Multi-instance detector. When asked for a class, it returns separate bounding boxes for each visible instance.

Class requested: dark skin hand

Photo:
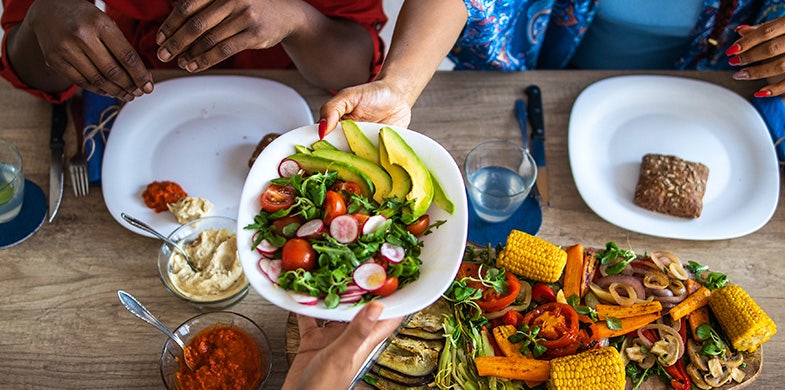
[6,0,153,101]
[729,16,785,97]
[156,0,375,90]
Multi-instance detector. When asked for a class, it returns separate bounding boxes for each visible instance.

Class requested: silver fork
[69,98,89,197]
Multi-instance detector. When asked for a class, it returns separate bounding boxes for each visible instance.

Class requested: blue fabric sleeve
[751,96,785,165]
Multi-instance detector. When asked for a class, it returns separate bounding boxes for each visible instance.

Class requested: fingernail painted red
[728,56,742,66]
[735,24,750,32]
[725,44,741,56]
[318,119,327,139]
[754,90,772,98]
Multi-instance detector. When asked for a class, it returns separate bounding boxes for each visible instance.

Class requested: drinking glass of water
[0,140,24,223]
[464,140,537,223]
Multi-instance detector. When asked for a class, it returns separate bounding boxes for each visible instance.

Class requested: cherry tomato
[353,213,370,227]
[259,184,296,213]
[272,215,303,238]
[543,314,599,359]
[531,282,557,304]
[372,276,399,297]
[406,214,430,236]
[521,302,580,349]
[456,262,522,313]
[323,190,347,225]
[331,181,362,201]
[281,238,317,272]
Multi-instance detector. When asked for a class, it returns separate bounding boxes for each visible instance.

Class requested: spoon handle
[120,213,199,273]
[117,290,186,349]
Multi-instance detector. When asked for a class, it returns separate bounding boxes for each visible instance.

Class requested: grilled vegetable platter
[287,229,775,390]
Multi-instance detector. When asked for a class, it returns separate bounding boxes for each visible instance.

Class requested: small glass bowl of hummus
[157,216,249,310]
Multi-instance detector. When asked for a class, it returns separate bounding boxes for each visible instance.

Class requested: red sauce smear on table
[142,181,187,213]
[176,324,264,390]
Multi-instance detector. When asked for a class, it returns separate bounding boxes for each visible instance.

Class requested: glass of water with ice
[465,140,537,223]
[0,140,24,223]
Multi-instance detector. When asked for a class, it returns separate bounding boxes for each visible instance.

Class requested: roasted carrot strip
[596,312,662,339]
[492,325,524,357]
[563,244,584,299]
[474,356,551,381]
[688,306,711,341]
[670,286,712,321]
[580,249,598,297]
[596,301,662,320]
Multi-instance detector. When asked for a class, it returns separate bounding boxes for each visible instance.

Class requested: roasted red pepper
[640,328,691,390]
[543,314,600,359]
[457,262,522,313]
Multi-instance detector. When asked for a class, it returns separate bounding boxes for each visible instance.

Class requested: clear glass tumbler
[464,140,537,223]
[0,140,24,223]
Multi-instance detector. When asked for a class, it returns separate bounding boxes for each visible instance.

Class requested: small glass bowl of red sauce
[160,311,272,390]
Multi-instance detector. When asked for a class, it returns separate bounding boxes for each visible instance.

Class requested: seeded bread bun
[633,154,709,219]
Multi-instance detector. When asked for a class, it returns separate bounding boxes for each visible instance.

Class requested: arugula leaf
[605,317,623,330]
[567,294,599,321]
[597,242,637,275]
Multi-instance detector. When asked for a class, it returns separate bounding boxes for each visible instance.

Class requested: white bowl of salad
[236,121,468,321]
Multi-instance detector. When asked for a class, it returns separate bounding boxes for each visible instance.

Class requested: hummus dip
[169,228,247,301]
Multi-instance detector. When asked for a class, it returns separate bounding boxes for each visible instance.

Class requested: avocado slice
[293,144,311,154]
[379,135,412,201]
[286,153,374,198]
[311,149,392,203]
[310,139,339,151]
[341,119,380,164]
[429,171,454,214]
[379,127,434,219]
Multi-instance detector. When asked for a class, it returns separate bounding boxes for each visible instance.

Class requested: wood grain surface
[1,69,782,389]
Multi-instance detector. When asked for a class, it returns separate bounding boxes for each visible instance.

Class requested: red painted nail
[754,90,772,98]
[725,43,741,56]
[728,56,742,66]
[735,24,750,32]
[318,119,327,140]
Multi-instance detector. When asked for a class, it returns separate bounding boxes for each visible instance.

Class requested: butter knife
[524,85,549,206]
[48,103,68,222]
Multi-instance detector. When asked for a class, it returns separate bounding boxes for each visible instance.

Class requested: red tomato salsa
[177,324,264,390]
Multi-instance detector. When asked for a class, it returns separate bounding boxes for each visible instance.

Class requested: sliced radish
[343,283,366,295]
[288,291,318,305]
[257,258,282,283]
[380,243,406,263]
[329,214,359,244]
[277,158,301,178]
[339,294,364,303]
[296,219,325,239]
[352,262,387,291]
[255,238,280,256]
[361,215,387,235]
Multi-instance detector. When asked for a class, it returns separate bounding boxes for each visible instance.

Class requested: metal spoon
[120,212,199,273]
[117,290,195,370]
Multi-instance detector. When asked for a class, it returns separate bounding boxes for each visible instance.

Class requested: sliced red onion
[277,158,301,178]
[352,262,387,291]
[329,214,359,243]
[596,274,646,300]
[296,219,325,239]
[380,243,405,263]
[361,215,387,235]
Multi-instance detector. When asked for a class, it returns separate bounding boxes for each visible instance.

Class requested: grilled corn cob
[708,284,776,352]
[496,230,567,283]
[548,347,625,390]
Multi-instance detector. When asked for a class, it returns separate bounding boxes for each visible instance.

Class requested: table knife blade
[525,85,549,206]
[48,102,68,222]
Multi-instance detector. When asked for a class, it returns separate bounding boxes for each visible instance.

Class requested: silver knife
[525,85,549,206]
[48,103,68,222]
[514,99,529,151]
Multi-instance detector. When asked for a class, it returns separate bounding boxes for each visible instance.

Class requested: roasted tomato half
[457,262,522,313]
[543,314,599,359]
[521,302,580,349]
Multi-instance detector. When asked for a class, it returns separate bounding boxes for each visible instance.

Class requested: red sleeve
[306,0,387,79]
[1,0,77,103]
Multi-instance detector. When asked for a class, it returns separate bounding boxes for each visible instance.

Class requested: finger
[337,302,402,358]
[54,58,112,98]
[732,55,785,82]
[754,78,785,97]
[157,0,212,45]
[729,19,785,56]
[158,0,228,62]
[63,48,134,100]
[319,90,360,138]
[296,314,319,337]
[100,29,154,95]
[729,35,785,66]
[178,31,251,72]
[76,33,141,97]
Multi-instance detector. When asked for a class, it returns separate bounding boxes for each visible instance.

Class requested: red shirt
[0,0,386,102]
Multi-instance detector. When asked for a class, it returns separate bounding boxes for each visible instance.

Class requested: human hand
[155,0,303,72]
[282,301,403,389]
[318,80,414,139]
[728,16,785,97]
[21,0,152,100]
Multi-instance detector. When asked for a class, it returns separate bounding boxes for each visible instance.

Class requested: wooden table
[0,69,782,389]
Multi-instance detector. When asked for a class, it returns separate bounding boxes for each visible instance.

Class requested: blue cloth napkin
[751,96,785,166]
[467,192,542,248]
[82,91,120,184]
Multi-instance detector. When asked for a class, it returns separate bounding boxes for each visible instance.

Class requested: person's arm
[317,0,468,138]
[155,0,378,90]
[729,16,785,97]
[281,301,403,390]
[3,0,152,101]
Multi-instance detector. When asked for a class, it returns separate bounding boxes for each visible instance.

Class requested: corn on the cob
[496,230,567,283]
[708,284,776,352]
[548,347,625,390]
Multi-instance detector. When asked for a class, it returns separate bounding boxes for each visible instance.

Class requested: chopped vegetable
[688,306,711,341]
[595,301,662,321]
[491,325,524,357]
[496,230,567,283]
[474,356,550,381]
[595,312,662,339]
[549,347,626,390]
[669,286,711,321]
[562,244,584,299]
[708,284,777,352]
